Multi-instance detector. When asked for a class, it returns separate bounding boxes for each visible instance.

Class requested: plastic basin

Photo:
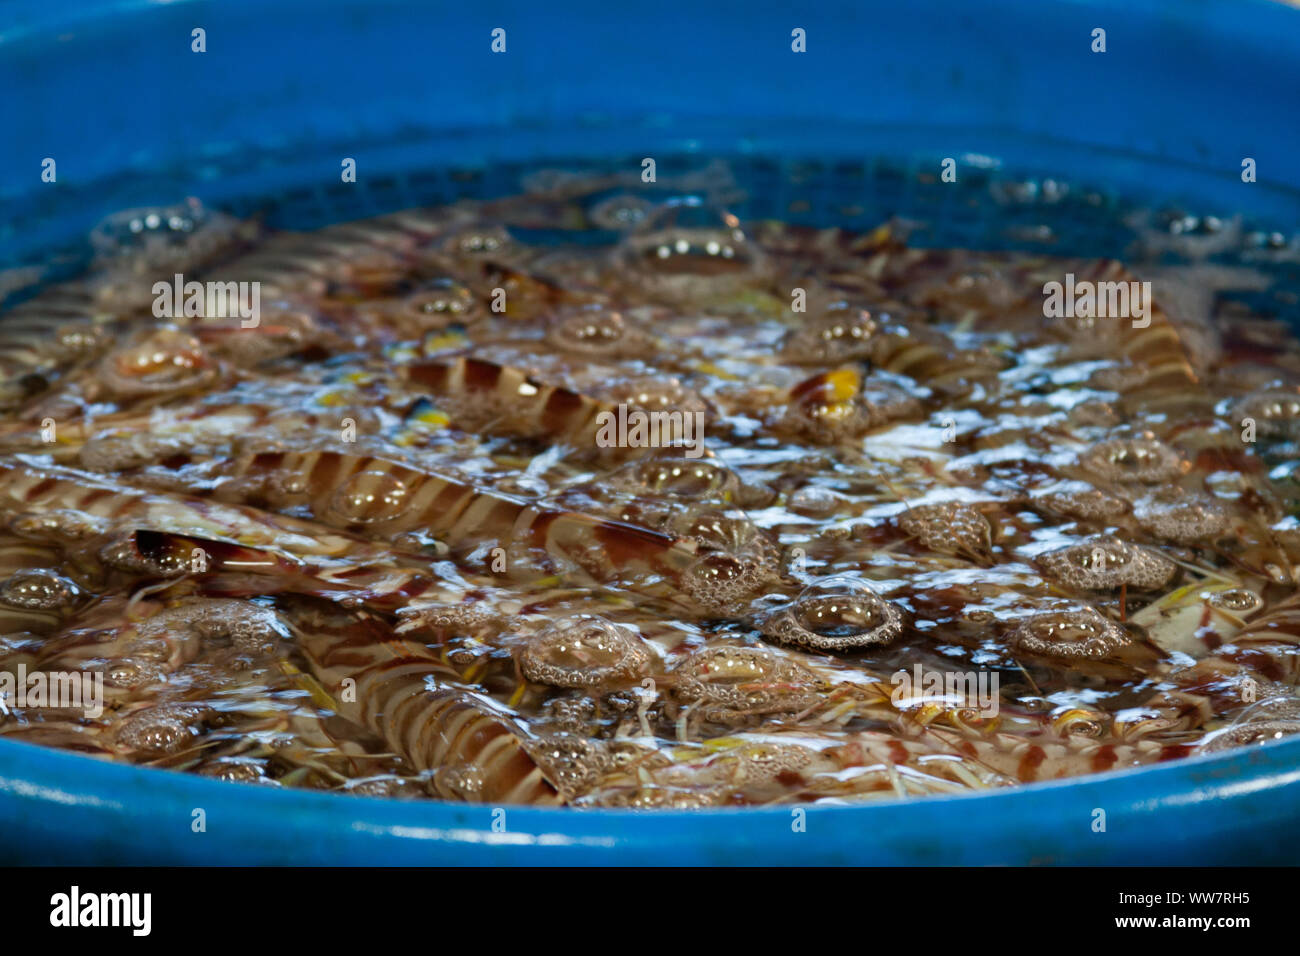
[1,0,1298,864]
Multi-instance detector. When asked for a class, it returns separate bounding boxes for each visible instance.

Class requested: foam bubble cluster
[1037,535,1177,591]
[897,501,993,561]
[518,614,653,689]
[547,305,652,358]
[1010,606,1131,660]
[1135,488,1230,543]
[671,646,825,721]
[0,568,81,610]
[782,304,879,364]
[758,580,904,652]
[1197,720,1300,752]
[1231,387,1300,437]
[1032,486,1131,521]
[1078,435,1185,483]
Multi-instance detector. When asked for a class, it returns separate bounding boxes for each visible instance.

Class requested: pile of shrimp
[0,169,1298,807]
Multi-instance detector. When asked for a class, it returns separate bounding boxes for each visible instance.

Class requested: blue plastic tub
[1,0,1299,864]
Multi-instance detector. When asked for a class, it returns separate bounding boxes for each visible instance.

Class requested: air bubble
[0,569,80,610]
[136,598,289,658]
[616,199,766,299]
[668,509,772,557]
[1037,536,1176,591]
[1134,489,1229,544]
[114,703,211,756]
[787,485,843,518]
[90,199,241,272]
[523,735,610,799]
[782,303,879,364]
[1078,435,1184,483]
[1010,607,1130,660]
[1197,720,1300,753]
[758,579,904,652]
[721,741,815,784]
[897,502,992,562]
[783,368,921,444]
[547,305,652,358]
[597,375,708,417]
[105,660,162,689]
[99,329,214,399]
[438,223,516,259]
[1231,387,1300,438]
[1207,588,1263,615]
[671,646,825,721]
[371,279,482,336]
[613,451,738,499]
[589,194,655,231]
[98,532,193,577]
[517,614,653,689]
[431,764,487,800]
[681,552,767,616]
[327,470,411,525]
[1032,486,1131,521]
[197,758,272,784]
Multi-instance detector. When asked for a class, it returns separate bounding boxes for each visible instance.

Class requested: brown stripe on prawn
[0,293,116,410]
[185,448,716,599]
[210,213,433,302]
[916,723,1192,783]
[20,592,226,706]
[106,528,461,615]
[286,600,604,804]
[404,355,612,446]
[0,458,441,567]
